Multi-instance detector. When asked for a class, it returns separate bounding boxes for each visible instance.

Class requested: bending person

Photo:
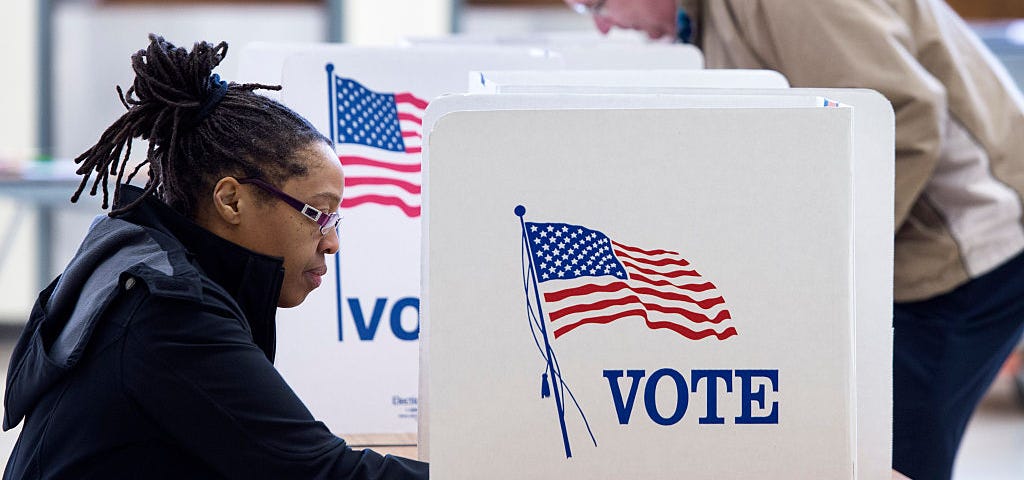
[563,1,1024,479]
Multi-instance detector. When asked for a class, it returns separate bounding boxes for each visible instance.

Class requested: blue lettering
[389,297,420,341]
[691,370,732,425]
[603,368,780,426]
[346,297,387,341]
[644,368,689,426]
[341,297,422,341]
[735,370,779,424]
[603,369,646,424]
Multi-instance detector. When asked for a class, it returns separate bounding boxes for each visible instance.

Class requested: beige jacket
[680,0,1024,301]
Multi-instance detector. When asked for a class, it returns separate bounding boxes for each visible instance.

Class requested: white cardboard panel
[264,46,562,436]
[238,42,349,100]
[238,43,562,99]
[551,43,704,69]
[470,69,789,93]
[403,34,703,69]
[401,30,650,47]
[425,106,857,478]
[419,90,894,480]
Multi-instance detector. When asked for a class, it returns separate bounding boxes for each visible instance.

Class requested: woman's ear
[211,177,243,225]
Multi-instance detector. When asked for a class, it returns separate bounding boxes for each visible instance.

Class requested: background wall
[947,0,1024,18]
[345,0,453,45]
[0,2,329,323]
[53,2,327,161]
[0,0,37,162]
[0,0,459,323]
[0,0,39,320]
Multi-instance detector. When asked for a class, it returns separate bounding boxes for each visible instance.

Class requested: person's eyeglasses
[571,0,608,16]
[237,177,341,236]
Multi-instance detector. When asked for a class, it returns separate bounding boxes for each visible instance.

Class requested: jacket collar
[115,185,284,361]
[678,0,703,47]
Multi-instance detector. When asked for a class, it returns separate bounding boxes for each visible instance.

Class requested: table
[0,161,98,291]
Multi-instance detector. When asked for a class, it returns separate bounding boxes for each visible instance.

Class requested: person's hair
[72,34,331,218]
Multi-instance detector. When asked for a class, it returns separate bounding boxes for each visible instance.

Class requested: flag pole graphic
[326,63,336,143]
[516,205,573,458]
[326,63,346,341]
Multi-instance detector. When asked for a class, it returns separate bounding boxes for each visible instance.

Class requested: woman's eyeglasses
[237,177,341,236]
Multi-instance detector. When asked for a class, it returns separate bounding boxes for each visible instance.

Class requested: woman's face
[211,141,345,308]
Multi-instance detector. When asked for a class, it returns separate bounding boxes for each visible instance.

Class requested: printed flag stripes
[327,66,427,218]
[524,221,737,341]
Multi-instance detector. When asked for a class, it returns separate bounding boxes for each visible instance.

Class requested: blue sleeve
[120,294,428,479]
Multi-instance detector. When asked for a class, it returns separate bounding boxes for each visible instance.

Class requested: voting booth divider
[401,31,707,70]
[535,43,704,69]
[400,30,651,47]
[471,69,790,92]
[419,90,893,479]
[236,41,727,439]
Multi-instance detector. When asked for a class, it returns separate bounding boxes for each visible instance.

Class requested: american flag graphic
[327,65,427,218]
[822,98,843,107]
[524,221,737,341]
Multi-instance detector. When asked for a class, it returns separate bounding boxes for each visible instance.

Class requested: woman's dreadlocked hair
[72,34,331,218]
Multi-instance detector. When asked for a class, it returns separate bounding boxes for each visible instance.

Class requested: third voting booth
[420,91,894,478]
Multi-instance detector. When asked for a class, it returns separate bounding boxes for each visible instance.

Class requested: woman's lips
[304,265,328,288]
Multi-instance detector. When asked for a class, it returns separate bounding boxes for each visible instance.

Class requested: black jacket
[3,185,428,479]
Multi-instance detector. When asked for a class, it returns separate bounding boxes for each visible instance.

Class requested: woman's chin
[277,289,310,308]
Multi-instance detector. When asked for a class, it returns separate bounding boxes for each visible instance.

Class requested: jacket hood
[3,185,285,430]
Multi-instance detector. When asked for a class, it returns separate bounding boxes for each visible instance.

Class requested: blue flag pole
[516,205,572,459]
[325,63,345,341]
[325,63,336,143]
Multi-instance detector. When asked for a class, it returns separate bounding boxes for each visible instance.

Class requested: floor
[0,328,1021,477]
[952,371,1024,479]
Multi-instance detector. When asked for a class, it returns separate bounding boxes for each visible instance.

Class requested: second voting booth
[419,90,893,478]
